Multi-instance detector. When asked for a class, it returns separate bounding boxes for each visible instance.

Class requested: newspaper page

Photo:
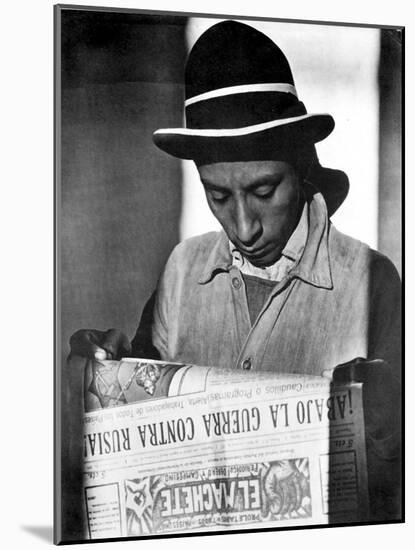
[82,359,368,539]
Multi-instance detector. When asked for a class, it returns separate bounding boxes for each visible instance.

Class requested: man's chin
[243,250,282,268]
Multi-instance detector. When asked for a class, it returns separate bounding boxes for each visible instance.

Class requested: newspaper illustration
[82,359,369,539]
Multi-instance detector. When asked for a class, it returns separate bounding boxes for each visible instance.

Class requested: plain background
[0,0,412,549]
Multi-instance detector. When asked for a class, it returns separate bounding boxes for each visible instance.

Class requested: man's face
[197,160,301,268]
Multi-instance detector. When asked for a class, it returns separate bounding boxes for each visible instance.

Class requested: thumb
[101,329,132,360]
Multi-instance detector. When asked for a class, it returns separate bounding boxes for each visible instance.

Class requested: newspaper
[82,358,368,539]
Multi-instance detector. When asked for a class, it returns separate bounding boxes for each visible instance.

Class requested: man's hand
[325,357,401,441]
[69,328,132,361]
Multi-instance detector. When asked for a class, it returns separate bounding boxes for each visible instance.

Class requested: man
[70,21,401,520]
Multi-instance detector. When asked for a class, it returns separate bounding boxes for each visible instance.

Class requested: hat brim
[153,113,334,161]
[306,166,349,217]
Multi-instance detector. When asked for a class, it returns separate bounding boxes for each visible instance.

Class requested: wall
[378,29,403,275]
[60,10,187,357]
[58,9,187,539]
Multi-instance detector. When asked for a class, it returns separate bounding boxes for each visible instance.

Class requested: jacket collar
[198,184,333,289]
[198,230,232,284]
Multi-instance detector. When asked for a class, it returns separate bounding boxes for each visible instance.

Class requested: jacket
[131,187,402,521]
[145,189,401,376]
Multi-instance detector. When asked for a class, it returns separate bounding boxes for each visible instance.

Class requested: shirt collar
[198,184,333,289]
[282,200,308,261]
[197,230,232,284]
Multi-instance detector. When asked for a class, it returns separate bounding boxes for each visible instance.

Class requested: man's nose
[234,200,262,246]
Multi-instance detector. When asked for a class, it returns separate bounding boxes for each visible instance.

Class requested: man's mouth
[238,243,270,260]
[235,242,283,267]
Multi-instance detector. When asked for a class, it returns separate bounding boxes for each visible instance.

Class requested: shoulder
[156,231,225,297]
[329,224,401,286]
[369,248,401,280]
[367,249,401,304]
[160,231,224,282]
[329,225,368,269]
[169,231,222,261]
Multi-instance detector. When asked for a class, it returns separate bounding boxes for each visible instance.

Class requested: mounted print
[54,4,403,544]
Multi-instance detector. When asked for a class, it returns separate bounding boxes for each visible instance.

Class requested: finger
[332,359,400,439]
[102,329,131,360]
[86,330,110,360]
[332,358,387,385]
[93,347,108,361]
[118,331,132,357]
[321,368,334,380]
[70,329,108,360]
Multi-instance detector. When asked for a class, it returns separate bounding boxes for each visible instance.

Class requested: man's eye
[253,185,276,198]
[210,190,229,202]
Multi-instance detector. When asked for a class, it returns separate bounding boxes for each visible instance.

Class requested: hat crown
[185,20,295,100]
[153,21,338,210]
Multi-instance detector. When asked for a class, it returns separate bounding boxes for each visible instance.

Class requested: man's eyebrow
[244,174,282,191]
[200,180,230,192]
[201,174,282,191]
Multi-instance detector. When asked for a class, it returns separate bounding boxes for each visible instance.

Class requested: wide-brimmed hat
[153,20,349,215]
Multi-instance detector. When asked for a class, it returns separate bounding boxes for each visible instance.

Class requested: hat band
[185,83,297,107]
[185,92,307,130]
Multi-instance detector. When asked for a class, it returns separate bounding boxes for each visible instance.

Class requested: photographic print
[54,4,403,544]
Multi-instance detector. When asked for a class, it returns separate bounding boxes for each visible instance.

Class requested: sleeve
[151,270,170,360]
[130,291,162,360]
[130,245,180,360]
[366,252,402,520]
[367,251,402,375]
